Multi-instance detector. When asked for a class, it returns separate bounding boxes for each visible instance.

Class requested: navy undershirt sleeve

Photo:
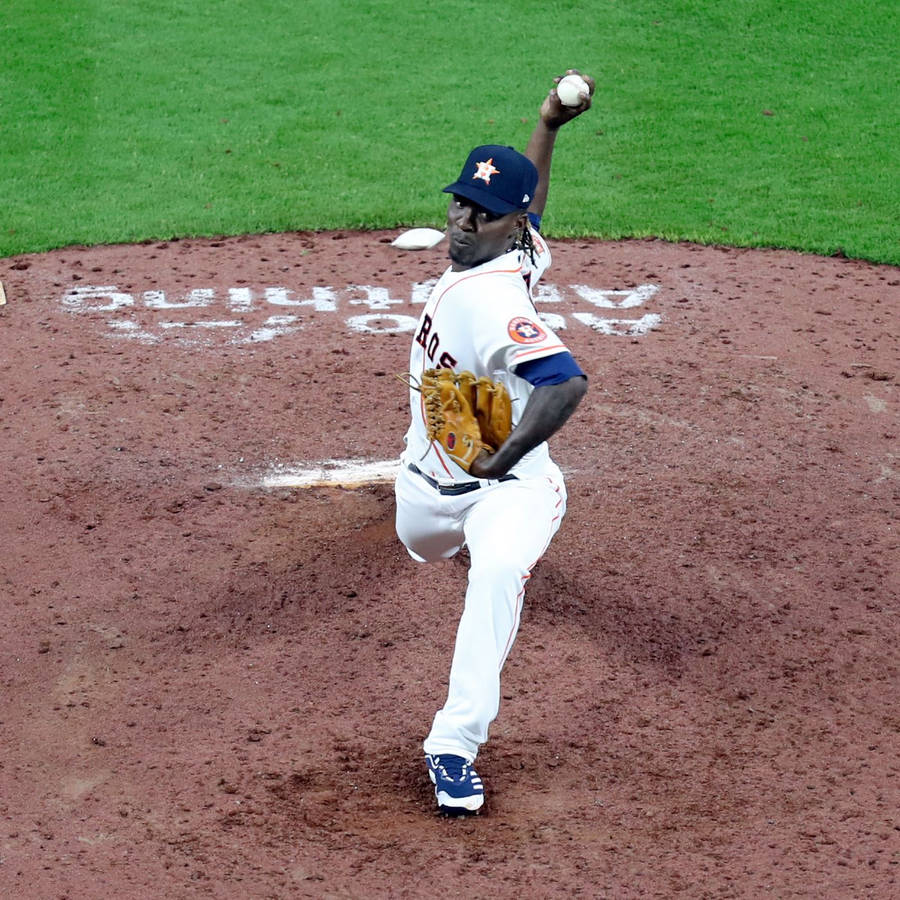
[515,351,585,387]
[527,212,542,231]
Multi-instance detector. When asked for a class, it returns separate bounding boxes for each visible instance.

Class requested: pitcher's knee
[468,558,529,592]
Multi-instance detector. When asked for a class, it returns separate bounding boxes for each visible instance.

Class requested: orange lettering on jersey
[508,316,547,344]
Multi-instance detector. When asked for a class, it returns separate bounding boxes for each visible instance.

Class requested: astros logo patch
[473,158,500,184]
[508,316,546,344]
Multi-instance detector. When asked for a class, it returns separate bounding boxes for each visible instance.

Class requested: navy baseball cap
[443,144,538,216]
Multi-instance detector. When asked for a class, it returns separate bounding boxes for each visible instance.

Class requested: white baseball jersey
[402,227,569,483]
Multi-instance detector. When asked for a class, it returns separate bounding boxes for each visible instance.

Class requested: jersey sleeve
[514,351,585,385]
[473,278,570,375]
[523,225,551,288]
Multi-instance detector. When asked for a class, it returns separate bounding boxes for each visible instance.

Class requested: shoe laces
[435,755,470,782]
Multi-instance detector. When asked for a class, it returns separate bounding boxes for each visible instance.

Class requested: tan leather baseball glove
[457,371,512,452]
[403,368,513,472]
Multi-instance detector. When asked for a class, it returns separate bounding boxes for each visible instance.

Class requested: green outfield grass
[2,0,898,263]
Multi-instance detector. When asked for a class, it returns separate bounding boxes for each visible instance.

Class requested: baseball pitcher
[395,70,594,814]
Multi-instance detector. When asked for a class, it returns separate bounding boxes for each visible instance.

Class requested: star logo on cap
[472,158,500,184]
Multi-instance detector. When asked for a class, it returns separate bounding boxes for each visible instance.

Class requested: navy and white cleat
[426,753,485,815]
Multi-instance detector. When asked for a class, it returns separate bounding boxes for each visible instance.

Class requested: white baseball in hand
[556,73,590,107]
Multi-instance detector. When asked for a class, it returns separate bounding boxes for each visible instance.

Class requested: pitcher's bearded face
[447,196,525,271]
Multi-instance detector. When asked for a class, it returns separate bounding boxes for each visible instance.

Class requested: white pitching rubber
[391,228,446,250]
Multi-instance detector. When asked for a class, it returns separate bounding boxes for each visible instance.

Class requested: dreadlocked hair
[515,220,537,266]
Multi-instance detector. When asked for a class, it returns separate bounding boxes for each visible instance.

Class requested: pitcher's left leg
[423,476,566,761]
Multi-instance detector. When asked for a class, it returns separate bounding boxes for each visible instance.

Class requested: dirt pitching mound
[1,231,897,898]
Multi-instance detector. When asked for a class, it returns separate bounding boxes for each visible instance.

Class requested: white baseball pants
[394,463,566,762]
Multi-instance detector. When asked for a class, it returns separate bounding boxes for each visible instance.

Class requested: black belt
[407,463,517,496]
